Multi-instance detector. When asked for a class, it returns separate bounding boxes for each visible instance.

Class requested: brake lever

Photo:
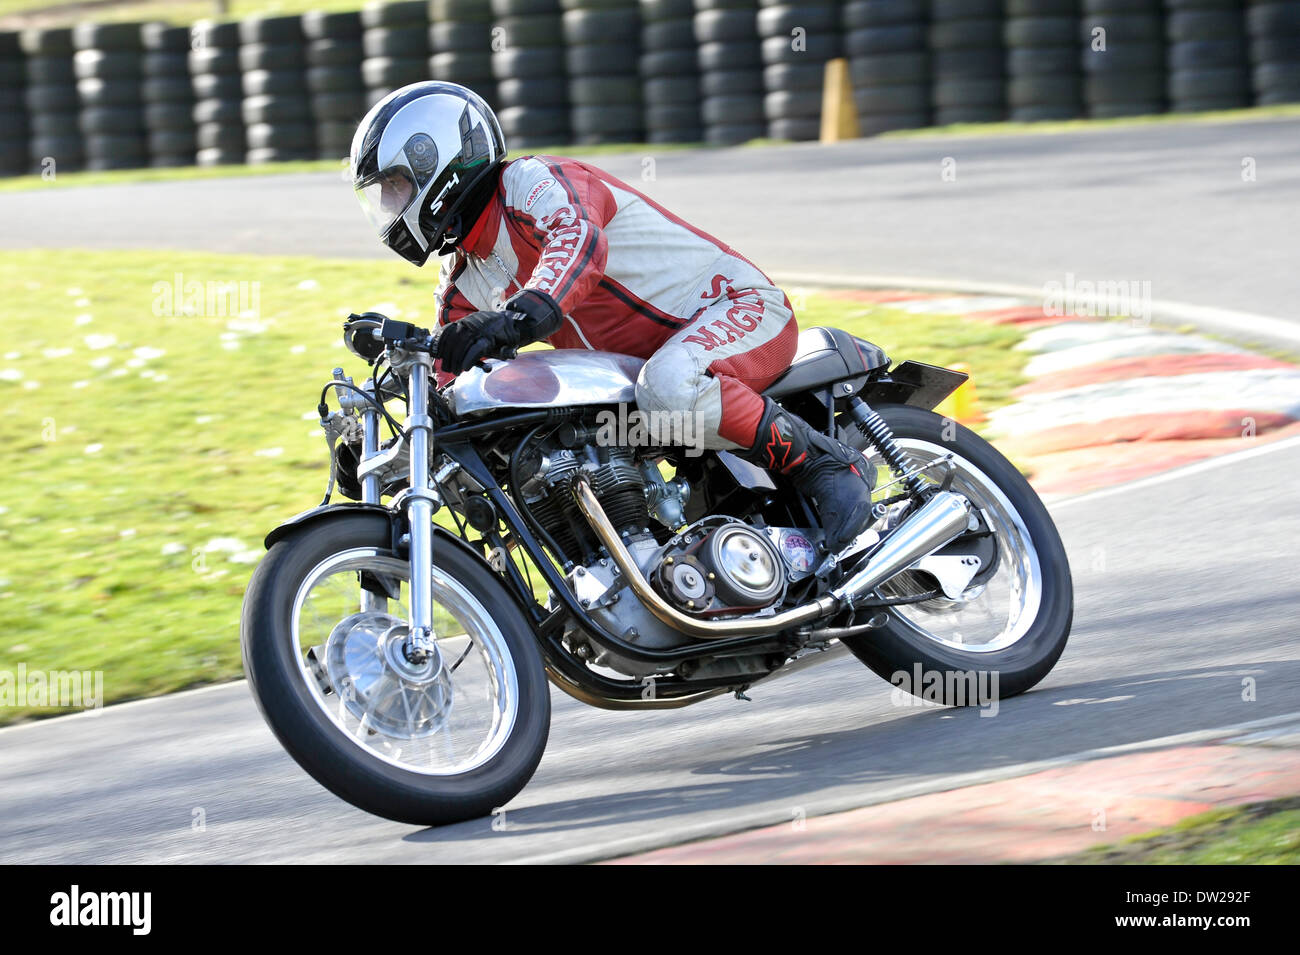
[469,343,518,373]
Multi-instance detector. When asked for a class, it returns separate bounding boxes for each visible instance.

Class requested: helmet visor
[355,168,416,238]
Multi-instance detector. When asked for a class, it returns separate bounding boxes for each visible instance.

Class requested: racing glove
[438,289,564,374]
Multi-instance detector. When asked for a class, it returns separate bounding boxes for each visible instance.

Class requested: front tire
[241,512,551,826]
[840,404,1074,701]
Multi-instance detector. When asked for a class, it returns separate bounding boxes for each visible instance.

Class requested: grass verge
[0,157,346,194]
[0,0,360,29]
[1051,796,1300,864]
[879,103,1300,142]
[0,142,704,194]
[0,249,1028,723]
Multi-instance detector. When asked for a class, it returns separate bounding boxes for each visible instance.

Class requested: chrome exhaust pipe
[830,491,973,607]
[571,478,974,638]
[572,477,836,637]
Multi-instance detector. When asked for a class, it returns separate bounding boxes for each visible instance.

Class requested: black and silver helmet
[349,81,506,266]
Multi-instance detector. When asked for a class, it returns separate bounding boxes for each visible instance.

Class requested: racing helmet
[349,81,506,266]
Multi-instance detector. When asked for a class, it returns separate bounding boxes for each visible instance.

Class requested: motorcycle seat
[762,327,888,398]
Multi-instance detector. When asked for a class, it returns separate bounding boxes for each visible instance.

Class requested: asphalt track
[2,118,1297,863]
[2,437,1298,863]
[2,117,1297,333]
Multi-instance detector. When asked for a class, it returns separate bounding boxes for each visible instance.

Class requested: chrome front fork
[402,359,442,668]
[359,391,385,614]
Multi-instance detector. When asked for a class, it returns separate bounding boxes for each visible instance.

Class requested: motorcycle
[240,313,1073,825]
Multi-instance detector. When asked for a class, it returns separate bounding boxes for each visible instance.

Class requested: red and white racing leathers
[433,155,797,449]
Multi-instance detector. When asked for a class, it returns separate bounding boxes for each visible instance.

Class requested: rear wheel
[241,513,550,825]
[839,404,1073,701]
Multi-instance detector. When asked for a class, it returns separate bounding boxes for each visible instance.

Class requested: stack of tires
[141,24,195,167]
[362,1,429,107]
[1165,0,1250,112]
[240,15,316,164]
[695,0,765,145]
[190,21,245,167]
[639,0,702,143]
[758,1,841,141]
[303,10,367,160]
[843,0,930,136]
[928,0,1005,126]
[492,0,570,147]
[74,22,148,170]
[564,0,643,145]
[21,28,81,174]
[428,0,497,107]
[1004,0,1082,121]
[1080,0,1165,118]
[1,32,30,175]
[1248,0,1300,104]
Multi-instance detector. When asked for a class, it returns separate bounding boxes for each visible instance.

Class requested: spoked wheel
[241,512,550,825]
[839,405,1073,701]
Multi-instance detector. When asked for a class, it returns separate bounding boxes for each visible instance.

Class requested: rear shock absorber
[847,397,928,499]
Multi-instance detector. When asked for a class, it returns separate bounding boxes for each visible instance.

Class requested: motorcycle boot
[738,397,875,553]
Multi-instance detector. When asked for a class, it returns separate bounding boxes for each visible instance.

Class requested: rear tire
[840,405,1073,701]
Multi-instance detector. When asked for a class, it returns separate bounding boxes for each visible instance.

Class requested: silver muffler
[571,478,974,638]
[831,491,974,608]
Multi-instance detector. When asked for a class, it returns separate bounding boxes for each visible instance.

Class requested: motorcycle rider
[349,81,873,551]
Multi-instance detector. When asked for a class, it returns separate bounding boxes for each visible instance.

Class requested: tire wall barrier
[641,0,702,143]
[362,0,428,109]
[566,0,644,146]
[143,23,196,168]
[240,14,317,164]
[19,28,85,175]
[1164,0,1249,113]
[930,0,1006,126]
[191,20,245,167]
[1247,1,1300,106]
[429,0,497,112]
[492,0,570,148]
[73,22,148,170]
[1006,0,1082,122]
[1,1,1298,177]
[3,30,33,175]
[695,0,765,146]
[844,0,930,135]
[1080,0,1165,118]
[304,10,366,161]
[760,1,843,141]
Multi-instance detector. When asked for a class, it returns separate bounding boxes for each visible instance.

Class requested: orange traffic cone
[934,363,985,424]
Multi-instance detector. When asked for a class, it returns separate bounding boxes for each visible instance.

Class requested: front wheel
[840,404,1074,702]
[240,512,551,826]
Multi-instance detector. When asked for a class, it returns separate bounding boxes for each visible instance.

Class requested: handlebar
[345,313,518,366]
[344,312,439,361]
[378,317,440,356]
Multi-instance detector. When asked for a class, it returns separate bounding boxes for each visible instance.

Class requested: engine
[517,443,654,565]
[650,517,786,615]
[518,437,820,677]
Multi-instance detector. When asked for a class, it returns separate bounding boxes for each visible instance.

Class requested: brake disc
[323,611,453,739]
